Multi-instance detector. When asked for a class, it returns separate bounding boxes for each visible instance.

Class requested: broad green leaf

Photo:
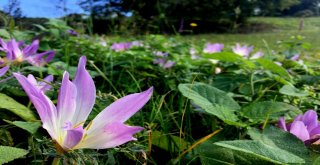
[196,141,276,165]
[204,52,255,68]
[299,75,320,85]
[4,120,41,134]
[195,141,235,165]
[178,83,244,126]
[152,131,188,152]
[279,85,309,97]
[212,74,249,92]
[241,101,301,123]
[215,140,305,164]
[204,52,243,62]
[0,29,10,39]
[0,93,36,121]
[256,59,290,79]
[33,24,47,31]
[0,146,28,164]
[248,126,311,163]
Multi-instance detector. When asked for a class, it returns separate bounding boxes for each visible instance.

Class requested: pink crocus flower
[0,66,9,77]
[250,51,264,59]
[0,38,55,66]
[27,74,53,92]
[279,110,320,145]
[290,54,300,61]
[110,42,132,52]
[153,58,175,69]
[232,43,254,57]
[153,51,168,57]
[203,43,224,54]
[14,56,153,151]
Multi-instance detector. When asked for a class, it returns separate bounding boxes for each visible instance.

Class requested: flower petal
[14,73,58,139]
[39,75,54,92]
[7,39,23,60]
[86,87,153,134]
[278,117,287,131]
[163,61,175,69]
[63,125,84,150]
[57,72,77,126]
[0,66,9,77]
[71,56,96,125]
[22,39,39,57]
[76,122,143,149]
[0,38,8,51]
[301,110,318,132]
[26,50,55,66]
[290,121,310,141]
[310,125,320,138]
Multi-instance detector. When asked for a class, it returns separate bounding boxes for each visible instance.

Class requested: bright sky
[0,0,87,18]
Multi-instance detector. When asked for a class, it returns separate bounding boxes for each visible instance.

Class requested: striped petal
[57,72,77,126]
[290,121,310,141]
[71,56,96,125]
[0,66,9,77]
[39,75,54,92]
[63,125,84,150]
[301,110,318,132]
[22,39,39,57]
[86,87,153,134]
[76,122,143,149]
[278,117,287,131]
[26,50,55,66]
[14,73,58,139]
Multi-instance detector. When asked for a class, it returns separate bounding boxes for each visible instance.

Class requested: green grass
[183,17,320,56]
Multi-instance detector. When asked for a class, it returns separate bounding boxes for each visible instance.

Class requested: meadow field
[0,17,320,164]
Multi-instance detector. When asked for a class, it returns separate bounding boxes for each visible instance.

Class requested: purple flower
[0,38,55,66]
[14,56,153,151]
[27,74,53,92]
[153,58,175,69]
[275,62,283,66]
[232,43,253,57]
[67,29,78,36]
[290,54,300,61]
[0,66,9,77]
[163,60,175,69]
[110,42,132,52]
[250,51,264,59]
[279,110,320,144]
[153,51,168,57]
[131,41,143,47]
[203,43,224,54]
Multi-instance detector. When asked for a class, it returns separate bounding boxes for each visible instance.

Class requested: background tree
[4,0,23,18]
[282,0,320,16]
[254,0,300,16]
[80,0,256,33]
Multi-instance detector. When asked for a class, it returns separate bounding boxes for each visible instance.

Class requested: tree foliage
[79,0,315,33]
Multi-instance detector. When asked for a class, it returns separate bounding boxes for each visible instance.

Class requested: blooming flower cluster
[14,56,153,151]
[203,43,224,54]
[232,43,254,57]
[232,43,264,59]
[279,110,320,145]
[110,41,143,52]
[153,51,175,69]
[0,38,55,77]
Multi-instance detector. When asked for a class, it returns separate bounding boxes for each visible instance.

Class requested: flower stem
[52,157,60,165]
